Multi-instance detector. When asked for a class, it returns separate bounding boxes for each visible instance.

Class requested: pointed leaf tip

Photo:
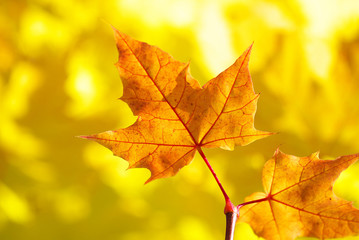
[77,135,90,139]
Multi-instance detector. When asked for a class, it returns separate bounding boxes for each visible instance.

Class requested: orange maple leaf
[239,149,359,240]
[82,28,271,183]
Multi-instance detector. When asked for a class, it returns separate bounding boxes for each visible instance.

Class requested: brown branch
[225,211,238,240]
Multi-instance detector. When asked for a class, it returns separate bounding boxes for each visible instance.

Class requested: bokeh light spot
[0,182,32,224]
[65,52,104,118]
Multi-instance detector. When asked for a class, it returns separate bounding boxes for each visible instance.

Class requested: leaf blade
[83,27,271,182]
[239,150,359,240]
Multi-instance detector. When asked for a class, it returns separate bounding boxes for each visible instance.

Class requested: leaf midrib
[119,34,199,147]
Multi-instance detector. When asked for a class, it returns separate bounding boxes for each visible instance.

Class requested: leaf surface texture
[239,150,359,240]
[83,28,271,182]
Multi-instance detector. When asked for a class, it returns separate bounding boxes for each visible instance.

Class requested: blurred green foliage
[1,0,359,239]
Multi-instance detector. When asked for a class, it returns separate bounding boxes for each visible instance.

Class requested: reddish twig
[197,147,230,201]
[197,147,239,239]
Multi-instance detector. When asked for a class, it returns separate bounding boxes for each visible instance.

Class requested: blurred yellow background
[1,0,359,239]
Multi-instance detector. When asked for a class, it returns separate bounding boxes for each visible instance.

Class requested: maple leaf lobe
[239,150,359,240]
[194,44,266,150]
[83,27,271,182]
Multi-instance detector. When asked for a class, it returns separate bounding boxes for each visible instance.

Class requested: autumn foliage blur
[1,0,359,239]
